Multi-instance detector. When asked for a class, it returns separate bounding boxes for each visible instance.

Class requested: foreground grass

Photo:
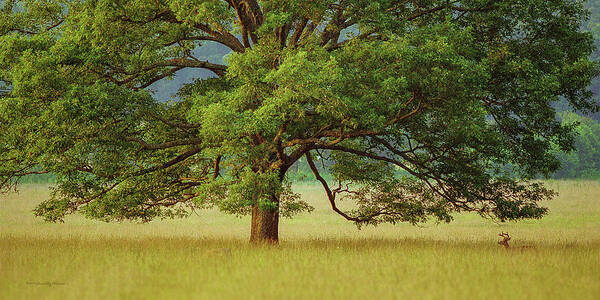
[1,181,599,299]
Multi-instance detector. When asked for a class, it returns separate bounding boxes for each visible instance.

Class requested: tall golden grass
[1,181,599,299]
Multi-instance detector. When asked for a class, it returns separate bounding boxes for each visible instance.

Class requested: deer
[498,232,511,249]
[498,232,535,251]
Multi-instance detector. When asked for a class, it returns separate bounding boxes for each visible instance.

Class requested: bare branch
[305,151,361,222]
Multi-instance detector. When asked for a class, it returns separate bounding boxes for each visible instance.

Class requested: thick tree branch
[119,9,245,52]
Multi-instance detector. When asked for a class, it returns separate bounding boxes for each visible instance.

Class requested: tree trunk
[250,205,279,244]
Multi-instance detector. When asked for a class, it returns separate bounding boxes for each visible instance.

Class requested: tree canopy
[0,0,598,242]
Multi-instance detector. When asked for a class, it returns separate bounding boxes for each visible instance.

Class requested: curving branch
[8,18,65,35]
[96,58,227,90]
[118,8,245,53]
[132,148,203,176]
[305,151,362,222]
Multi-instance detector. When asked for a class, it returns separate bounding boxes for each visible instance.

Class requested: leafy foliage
[0,0,597,237]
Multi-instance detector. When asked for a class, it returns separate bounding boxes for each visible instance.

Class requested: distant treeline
[552,112,600,179]
[18,173,56,184]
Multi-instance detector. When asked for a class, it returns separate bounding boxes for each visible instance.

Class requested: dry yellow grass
[1,181,599,299]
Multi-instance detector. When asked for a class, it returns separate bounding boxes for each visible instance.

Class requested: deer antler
[498,232,511,249]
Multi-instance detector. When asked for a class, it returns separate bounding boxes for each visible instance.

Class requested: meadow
[1,181,599,300]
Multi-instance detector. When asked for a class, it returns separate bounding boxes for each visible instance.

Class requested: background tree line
[547,0,600,179]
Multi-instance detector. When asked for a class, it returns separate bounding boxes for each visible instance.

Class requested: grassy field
[1,181,599,300]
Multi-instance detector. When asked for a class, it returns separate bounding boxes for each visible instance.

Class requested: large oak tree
[0,0,597,243]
